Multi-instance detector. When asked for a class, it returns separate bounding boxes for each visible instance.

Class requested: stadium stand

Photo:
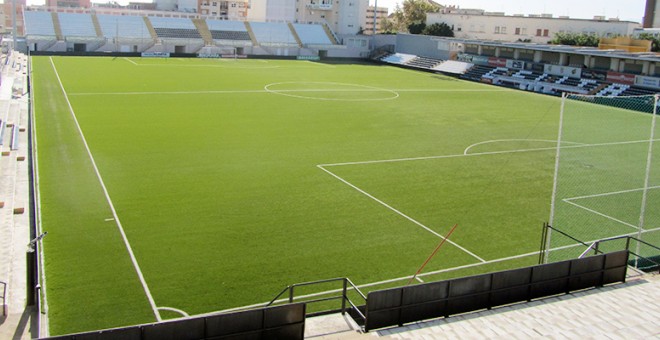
[406,56,442,69]
[432,60,473,74]
[291,23,333,45]
[58,13,97,38]
[206,20,251,41]
[97,14,153,40]
[24,11,56,37]
[380,53,417,66]
[148,17,202,39]
[461,65,495,81]
[249,22,297,46]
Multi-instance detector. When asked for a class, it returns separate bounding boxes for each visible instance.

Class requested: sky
[372,0,647,22]
[24,0,648,23]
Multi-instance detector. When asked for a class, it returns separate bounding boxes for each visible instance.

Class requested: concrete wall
[427,12,641,43]
[395,34,451,60]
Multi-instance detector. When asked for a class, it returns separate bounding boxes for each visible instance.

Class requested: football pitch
[30,56,657,335]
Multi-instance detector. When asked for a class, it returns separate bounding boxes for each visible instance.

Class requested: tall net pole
[636,94,658,266]
[545,92,567,263]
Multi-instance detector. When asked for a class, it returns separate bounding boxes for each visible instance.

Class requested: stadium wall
[395,33,451,60]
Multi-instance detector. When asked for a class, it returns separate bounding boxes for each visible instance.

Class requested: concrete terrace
[305,273,660,339]
[0,51,36,339]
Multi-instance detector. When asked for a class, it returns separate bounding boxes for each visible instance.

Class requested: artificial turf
[31,56,657,334]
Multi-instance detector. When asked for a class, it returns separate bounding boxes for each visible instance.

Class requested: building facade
[362,5,387,35]
[45,0,91,8]
[199,0,249,20]
[2,0,25,35]
[644,0,658,28]
[427,9,640,44]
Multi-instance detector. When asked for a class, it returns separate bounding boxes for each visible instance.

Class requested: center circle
[264,82,399,101]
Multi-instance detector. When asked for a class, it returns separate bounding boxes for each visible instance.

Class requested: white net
[547,94,659,267]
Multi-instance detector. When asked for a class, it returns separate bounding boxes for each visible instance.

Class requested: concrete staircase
[143,16,159,42]
[51,12,63,41]
[287,23,303,47]
[91,13,103,38]
[192,18,213,45]
[322,23,339,44]
[243,21,259,46]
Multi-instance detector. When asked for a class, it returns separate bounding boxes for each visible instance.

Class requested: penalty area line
[49,57,162,322]
[317,165,486,263]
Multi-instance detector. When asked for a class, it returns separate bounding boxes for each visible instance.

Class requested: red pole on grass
[406,224,458,285]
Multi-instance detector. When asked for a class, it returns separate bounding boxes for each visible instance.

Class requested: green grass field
[31,56,658,335]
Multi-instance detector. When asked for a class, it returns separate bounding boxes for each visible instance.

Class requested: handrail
[548,225,660,273]
[1,280,6,316]
[265,277,367,325]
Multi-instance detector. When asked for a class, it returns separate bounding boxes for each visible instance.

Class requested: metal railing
[545,225,660,273]
[266,277,367,325]
[579,235,660,273]
[1,280,6,316]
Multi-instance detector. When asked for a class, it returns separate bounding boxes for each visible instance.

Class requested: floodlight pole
[372,0,378,35]
[546,92,567,263]
[12,0,17,51]
[635,94,658,267]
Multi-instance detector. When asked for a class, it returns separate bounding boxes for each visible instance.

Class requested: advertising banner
[487,57,507,67]
[606,71,635,85]
[141,52,170,58]
[634,75,660,89]
[544,64,582,78]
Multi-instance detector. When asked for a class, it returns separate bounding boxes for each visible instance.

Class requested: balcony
[306,1,332,10]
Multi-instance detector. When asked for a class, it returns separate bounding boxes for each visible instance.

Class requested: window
[501,26,506,34]
[515,27,520,35]
[212,1,216,5]
[536,29,542,36]
[456,25,461,32]
[543,29,549,37]
[494,26,500,34]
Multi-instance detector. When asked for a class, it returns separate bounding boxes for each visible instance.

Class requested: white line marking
[67,88,509,96]
[104,218,115,222]
[29,55,51,334]
[264,81,400,101]
[317,165,486,263]
[49,57,162,322]
[69,90,269,96]
[463,139,585,155]
[157,306,190,317]
[319,139,660,167]
[562,199,640,230]
[123,58,138,66]
[415,277,424,283]
[564,185,660,201]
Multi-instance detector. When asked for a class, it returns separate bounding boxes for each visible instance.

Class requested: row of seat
[211,30,250,41]
[154,28,201,39]
[378,53,658,99]
[23,11,337,46]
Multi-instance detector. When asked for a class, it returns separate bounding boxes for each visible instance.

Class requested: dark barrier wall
[43,303,305,340]
[365,250,629,331]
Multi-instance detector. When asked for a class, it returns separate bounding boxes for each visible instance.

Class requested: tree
[550,32,600,47]
[408,22,427,35]
[637,33,660,52]
[379,17,399,34]
[387,0,442,33]
[422,22,454,37]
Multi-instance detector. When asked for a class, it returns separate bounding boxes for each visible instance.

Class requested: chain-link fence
[546,94,659,268]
